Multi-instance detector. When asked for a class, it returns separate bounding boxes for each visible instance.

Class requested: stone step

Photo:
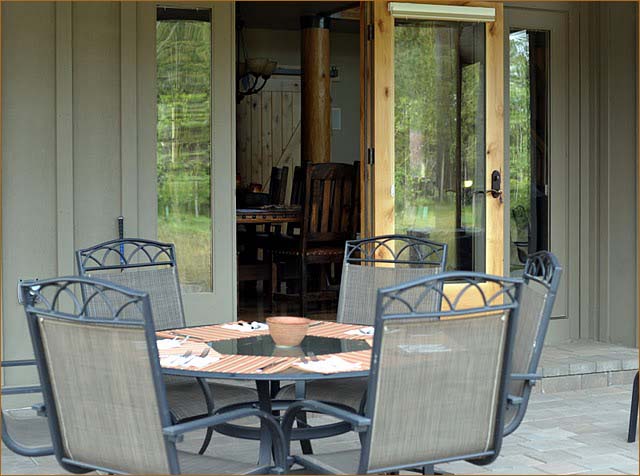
[535,340,638,394]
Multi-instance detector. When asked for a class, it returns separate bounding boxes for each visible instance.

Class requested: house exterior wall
[1,0,638,383]
[584,1,638,347]
[1,1,237,388]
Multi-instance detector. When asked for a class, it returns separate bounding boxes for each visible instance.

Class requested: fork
[307,352,319,362]
[256,358,288,372]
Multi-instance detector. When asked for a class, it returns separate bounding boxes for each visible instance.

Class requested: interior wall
[241,27,360,167]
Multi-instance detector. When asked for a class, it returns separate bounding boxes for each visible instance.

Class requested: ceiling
[237,2,360,33]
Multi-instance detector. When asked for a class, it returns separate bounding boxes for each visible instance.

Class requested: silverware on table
[256,359,288,372]
[307,352,319,362]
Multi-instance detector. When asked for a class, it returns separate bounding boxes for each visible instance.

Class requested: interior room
[233,2,361,320]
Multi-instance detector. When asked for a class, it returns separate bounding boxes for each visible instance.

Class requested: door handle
[487,170,503,201]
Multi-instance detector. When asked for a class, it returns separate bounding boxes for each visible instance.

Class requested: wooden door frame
[364,0,504,276]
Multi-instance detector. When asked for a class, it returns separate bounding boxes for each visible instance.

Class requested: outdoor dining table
[157,320,373,464]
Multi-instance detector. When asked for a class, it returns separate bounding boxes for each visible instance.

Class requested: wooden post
[301,16,331,163]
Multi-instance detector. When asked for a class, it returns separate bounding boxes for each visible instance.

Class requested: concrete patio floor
[2,384,637,475]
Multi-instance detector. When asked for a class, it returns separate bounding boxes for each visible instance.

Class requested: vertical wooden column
[301,16,331,163]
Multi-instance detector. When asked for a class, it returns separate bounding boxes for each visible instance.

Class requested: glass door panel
[508,28,550,275]
[368,1,504,281]
[394,19,486,271]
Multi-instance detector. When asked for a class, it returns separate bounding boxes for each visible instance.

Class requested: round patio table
[159,321,373,464]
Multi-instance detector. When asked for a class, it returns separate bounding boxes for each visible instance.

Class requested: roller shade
[388,3,496,22]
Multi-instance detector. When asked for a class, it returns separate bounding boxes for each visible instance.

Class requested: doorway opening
[234,2,362,321]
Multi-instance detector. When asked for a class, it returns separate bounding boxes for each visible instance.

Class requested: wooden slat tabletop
[157,321,373,375]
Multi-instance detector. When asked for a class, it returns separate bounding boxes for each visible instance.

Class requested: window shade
[388,3,496,22]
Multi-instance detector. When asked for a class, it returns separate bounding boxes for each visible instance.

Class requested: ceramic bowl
[266,316,311,347]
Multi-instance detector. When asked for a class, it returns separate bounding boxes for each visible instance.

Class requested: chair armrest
[32,403,47,417]
[164,407,279,439]
[163,407,287,473]
[281,400,371,449]
[1,359,37,368]
[511,373,542,382]
[1,411,53,458]
[507,395,523,405]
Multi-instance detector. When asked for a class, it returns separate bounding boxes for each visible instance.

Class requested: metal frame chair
[628,371,638,443]
[1,359,53,457]
[19,276,286,474]
[75,238,257,454]
[502,251,562,437]
[282,272,522,474]
[75,238,186,331]
[277,235,447,411]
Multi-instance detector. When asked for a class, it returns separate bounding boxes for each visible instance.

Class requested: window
[157,7,212,292]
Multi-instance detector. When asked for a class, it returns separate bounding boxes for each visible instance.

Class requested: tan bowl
[266,316,311,347]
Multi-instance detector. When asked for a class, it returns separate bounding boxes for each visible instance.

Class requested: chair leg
[296,412,314,455]
[628,371,639,443]
[300,258,308,316]
[197,377,216,455]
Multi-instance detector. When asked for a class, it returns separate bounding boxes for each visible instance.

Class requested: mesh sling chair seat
[500,251,562,437]
[281,272,522,474]
[277,235,447,411]
[20,277,287,475]
[76,239,257,449]
[1,360,53,457]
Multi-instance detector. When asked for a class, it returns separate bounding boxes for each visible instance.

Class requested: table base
[211,400,354,441]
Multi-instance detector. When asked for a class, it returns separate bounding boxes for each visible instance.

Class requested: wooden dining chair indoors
[272,163,357,315]
[268,166,289,206]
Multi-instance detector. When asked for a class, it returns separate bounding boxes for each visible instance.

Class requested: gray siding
[2,2,57,385]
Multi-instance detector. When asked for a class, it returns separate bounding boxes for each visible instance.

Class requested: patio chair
[276,235,448,412]
[628,371,638,443]
[76,238,257,453]
[1,360,53,457]
[19,276,287,474]
[281,271,522,474]
[501,251,562,437]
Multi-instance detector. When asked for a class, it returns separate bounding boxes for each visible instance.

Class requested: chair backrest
[302,163,356,246]
[290,165,304,206]
[20,277,179,474]
[360,272,521,473]
[505,251,562,435]
[287,165,305,235]
[337,235,447,325]
[76,239,186,330]
[268,166,289,205]
[1,360,53,457]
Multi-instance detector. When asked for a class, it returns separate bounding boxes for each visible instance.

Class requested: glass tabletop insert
[209,335,370,357]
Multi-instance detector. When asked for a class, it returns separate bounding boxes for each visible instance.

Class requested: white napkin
[293,356,362,374]
[160,354,220,369]
[222,321,269,332]
[345,327,374,336]
[156,339,183,350]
